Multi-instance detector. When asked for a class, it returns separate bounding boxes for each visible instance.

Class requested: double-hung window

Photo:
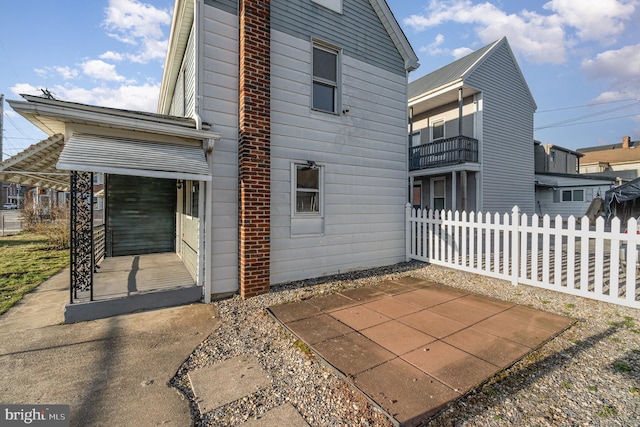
[312,42,340,114]
[291,162,324,235]
[295,164,321,214]
[432,119,445,141]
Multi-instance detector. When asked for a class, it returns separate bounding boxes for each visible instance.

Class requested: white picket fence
[405,204,640,309]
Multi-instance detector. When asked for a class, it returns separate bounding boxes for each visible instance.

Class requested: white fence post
[511,206,519,286]
[405,203,412,262]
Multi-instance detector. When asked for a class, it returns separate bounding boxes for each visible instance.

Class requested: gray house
[408,37,537,215]
[5,0,418,321]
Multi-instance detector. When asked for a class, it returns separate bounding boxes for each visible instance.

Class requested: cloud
[404,0,567,64]
[100,51,125,61]
[11,82,160,113]
[418,34,446,55]
[102,0,171,63]
[583,43,640,101]
[80,59,127,82]
[32,66,79,80]
[543,0,637,43]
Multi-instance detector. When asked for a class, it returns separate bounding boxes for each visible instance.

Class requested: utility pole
[0,93,3,162]
[0,94,4,207]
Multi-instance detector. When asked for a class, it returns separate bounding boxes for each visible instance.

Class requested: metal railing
[409,135,479,170]
[93,224,106,267]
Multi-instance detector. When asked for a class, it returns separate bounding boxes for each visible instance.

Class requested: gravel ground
[171,261,640,426]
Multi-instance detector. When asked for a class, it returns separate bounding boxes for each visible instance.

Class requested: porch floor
[77,252,196,302]
[268,277,574,426]
[65,252,201,323]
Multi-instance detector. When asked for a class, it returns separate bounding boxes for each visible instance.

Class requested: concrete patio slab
[188,354,271,413]
[355,358,458,426]
[268,277,574,426]
[313,332,395,377]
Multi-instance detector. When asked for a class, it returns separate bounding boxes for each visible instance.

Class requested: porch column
[69,171,94,303]
[461,170,468,212]
[451,171,457,213]
[238,0,271,298]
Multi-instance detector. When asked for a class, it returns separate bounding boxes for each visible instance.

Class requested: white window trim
[311,39,341,115]
[291,162,324,218]
[431,118,445,141]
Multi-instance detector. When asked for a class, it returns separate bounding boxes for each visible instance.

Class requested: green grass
[0,231,69,315]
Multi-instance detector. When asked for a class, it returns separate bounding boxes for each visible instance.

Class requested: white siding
[466,43,536,215]
[201,5,239,294]
[169,27,196,117]
[270,30,408,284]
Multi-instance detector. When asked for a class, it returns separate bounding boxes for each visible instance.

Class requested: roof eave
[370,0,419,72]
[9,96,220,141]
[158,0,194,115]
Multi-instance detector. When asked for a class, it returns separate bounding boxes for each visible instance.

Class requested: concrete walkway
[269,277,574,427]
[0,268,219,427]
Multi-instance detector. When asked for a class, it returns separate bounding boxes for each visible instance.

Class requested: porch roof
[5,95,221,186]
[0,134,69,191]
[58,133,212,181]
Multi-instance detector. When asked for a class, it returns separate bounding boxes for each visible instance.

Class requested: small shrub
[32,223,70,250]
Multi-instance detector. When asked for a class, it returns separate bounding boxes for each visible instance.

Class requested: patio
[65,252,201,323]
[268,277,574,426]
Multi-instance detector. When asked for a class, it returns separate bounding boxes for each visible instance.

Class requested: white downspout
[194,0,213,303]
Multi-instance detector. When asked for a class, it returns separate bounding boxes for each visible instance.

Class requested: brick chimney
[238,0,271,298]
[622,135,631,149]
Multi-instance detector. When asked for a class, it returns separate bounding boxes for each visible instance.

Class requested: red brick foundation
[238,0,271,298]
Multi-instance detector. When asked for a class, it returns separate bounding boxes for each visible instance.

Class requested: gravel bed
[171,261,640,426]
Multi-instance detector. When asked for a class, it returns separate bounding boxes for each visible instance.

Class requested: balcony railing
[409,135,479,171]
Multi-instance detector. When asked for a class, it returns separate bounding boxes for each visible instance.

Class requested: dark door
[106,175,176,256]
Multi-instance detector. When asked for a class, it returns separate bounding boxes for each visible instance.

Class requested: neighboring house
[579,136,640,178]
[534,141,582,175]
[6,0,418,312]
[534,140,615,219]
[408,37,536,215]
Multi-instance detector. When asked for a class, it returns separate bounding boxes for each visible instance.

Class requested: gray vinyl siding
[271,0,405,76]
[270,30,407,284]
[106,175,176,256]
[466,43,536,215]
[201,5,239,294]
[204,0,237,15]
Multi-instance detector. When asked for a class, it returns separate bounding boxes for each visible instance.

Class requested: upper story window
[312,42,340,114]
[432,119,445,141]
[311,0,342,14]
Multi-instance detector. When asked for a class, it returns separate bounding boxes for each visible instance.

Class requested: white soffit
[57,133,212,181]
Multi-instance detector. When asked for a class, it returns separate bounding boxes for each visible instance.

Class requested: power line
[535,112,640,130]
[535,101,640,130]
[536,98,637,113]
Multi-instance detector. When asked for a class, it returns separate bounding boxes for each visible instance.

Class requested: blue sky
[1,0,639,159]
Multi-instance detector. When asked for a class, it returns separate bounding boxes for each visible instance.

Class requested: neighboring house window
[432,119,445,141]
[550,151,556,162]
[561,189,584,202]
[411,131,422,147]
[432,178,445,211]
[294,163,322,215]
[312,42,340,114]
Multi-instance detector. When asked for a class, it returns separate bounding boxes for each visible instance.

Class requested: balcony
[409,135,479,171]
